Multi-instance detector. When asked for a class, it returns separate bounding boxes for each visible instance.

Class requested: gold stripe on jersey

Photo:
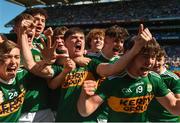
[108,94,154,113]
[0,91,25,117]
[62,71,96,88]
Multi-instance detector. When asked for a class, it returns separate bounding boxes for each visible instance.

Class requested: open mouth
[36,26,42,32]
[27,32,33,41]
[113,47,120,55]
[95,41,102,46]
[7,67,17,73]
[56,49,66,54]
[75,42,82,51]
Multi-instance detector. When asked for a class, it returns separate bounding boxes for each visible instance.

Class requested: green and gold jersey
[0,68,32,122]
[148,69,180,122]
[52,59,101,122]
[95,71,170,122]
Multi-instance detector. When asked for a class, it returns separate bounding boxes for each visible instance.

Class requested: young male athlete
[148,47,180,122]
[26,8,48,45]
[85,25,129,121]
[0,40,26,122]
[14,13,56,122]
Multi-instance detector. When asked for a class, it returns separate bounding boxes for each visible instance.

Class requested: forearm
[157,93,180,115]
[77,91,94,117]
[77,91,103,117]
[19,33,36,70]
[171,94,180,115]
[97,46,139,77]
[170,99,180,115]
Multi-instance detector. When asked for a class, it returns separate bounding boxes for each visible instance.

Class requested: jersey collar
[0,77,15,85]
[100,51,118,61]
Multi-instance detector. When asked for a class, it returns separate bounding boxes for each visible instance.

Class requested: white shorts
[19,109,55,122]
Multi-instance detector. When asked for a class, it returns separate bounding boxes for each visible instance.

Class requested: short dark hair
[26,8,48,19]
[105,25,129,42]
[64,27,84,41]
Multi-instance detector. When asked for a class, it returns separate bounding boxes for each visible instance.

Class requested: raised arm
[156,92,180,115]
[97,24,153,77]
[17,19,56,78]
[77,80,104,117]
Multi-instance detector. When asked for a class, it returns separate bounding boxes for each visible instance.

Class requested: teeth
[76,42,81,45]
[96,44,101,46]
[75,42,82,50]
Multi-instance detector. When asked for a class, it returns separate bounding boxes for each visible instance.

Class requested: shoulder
[149,71,161,79]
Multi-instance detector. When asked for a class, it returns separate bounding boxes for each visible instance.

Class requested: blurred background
[1,0,180,75]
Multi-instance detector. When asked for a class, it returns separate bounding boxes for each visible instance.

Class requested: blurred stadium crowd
[45,0,180,25]
[5,0,180,73]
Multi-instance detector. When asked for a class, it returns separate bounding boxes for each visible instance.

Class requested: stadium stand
[4,0,180,73]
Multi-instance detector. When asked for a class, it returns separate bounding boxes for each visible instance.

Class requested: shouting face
[0,47,20,81]
[65,32,85,58]
[104,36,124,57]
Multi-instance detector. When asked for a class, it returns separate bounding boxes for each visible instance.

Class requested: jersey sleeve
[87,58,101,79]
[95,77,114,100]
